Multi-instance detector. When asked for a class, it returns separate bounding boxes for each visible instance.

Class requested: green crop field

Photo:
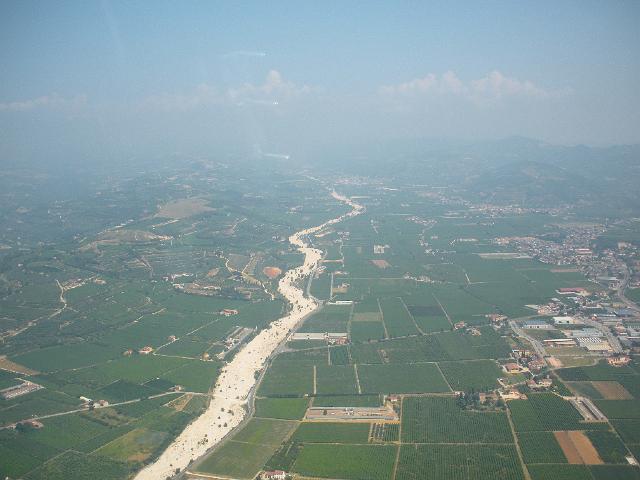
[508,393,598,432]
[329,345,351,365]
[611,419,640,444]
[257,361,314,396]
[312,394,382,407]
[594,400,640,419]
[590,465,640,480]
[527,465,592,480]
[350,320,387,343]
[22,451,131,480]
[94,427,167,463]
[402,396,513,443]
[255,397,309,419]
[517,432,567,464]
[292,422,370,443]
[298,305,351,333]
[232,418,298,445]
[412,314,451,333]
[196,440,278,479]
[438,360,502,391]
[396,444,524,480]
[379,297,419,338]
[292,444,396,480]
[586,430,630,464]
[197,418,297,479]
[357,363,450,394]
[4,138,640,480]
[316,365,359,395]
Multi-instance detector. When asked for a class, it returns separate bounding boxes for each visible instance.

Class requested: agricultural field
[518,431,568,464]
[379,297,419,338]
[401,396,513,443]
[508,393,596,432]
[357,363,450,394]
[3,158,640,480]
[438,360,503,391]
[257,361,314,396]
[195,418,298,479]
[292,444,397,480]
[254,397,310,420]
[0,163,352,478]
[291,422,370,443]
[397,444,524,480]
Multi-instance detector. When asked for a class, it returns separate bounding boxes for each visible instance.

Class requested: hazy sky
[1,1,639,161]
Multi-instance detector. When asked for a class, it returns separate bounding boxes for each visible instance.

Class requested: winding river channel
[135,191,363,480]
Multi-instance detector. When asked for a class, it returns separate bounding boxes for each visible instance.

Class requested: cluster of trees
[455,390,504,411]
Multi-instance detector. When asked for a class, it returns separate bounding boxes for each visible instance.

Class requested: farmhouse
[512,348,532,358]
[373,244,389,254]
[499,389,526,400]
[478,392,497,403]
[453,321,466,330]
[557,287,589,296]
[527,358,545,372]
[503,363,527,374]
[15,420,44,429]
[262,471,286,480]
[527,378,552,389]
[486,313,508,324]
[138,346,154,355]
[326,333,350,345]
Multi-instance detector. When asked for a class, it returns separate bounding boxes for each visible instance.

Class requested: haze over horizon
[0,1,639,162]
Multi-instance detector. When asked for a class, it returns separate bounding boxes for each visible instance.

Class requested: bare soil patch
[371,259,391,269]
[168,394,193,412]
[547,356,562,368]
[592,381,633,400]
[156,197,215,219]
[555,431,582,464]
[569,431,603,464]
[555,430,604,465]
[262,266,282,279]
[332,284,349,294]
[0,356,38,375]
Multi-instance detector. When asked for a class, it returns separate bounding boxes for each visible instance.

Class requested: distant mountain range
[308,137,640,217]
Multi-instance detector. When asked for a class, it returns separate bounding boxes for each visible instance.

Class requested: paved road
[508,317,548,361]
[616,262,640,314]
